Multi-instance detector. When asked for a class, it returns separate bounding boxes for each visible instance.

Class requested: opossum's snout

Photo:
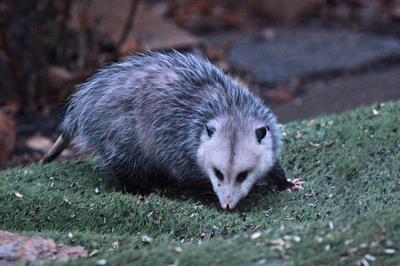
[218,190,240,211]
[221,201,234,211]
[211,171,248,211]
[214,181,249,211]
[221,203,232,211]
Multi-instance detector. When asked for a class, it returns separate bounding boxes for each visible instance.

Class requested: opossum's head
[196,116,275,210]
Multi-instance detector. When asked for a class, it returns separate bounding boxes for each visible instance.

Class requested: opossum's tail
[40,135,71,165]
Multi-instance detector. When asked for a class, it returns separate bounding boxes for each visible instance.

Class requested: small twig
[114,0,140,58]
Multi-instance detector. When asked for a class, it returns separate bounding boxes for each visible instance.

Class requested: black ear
[255,126,269,143]
[206,124,216,137]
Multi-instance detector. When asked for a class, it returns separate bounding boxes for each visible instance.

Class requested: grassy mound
[1,102,399,265]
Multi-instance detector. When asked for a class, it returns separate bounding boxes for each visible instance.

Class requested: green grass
[1,102,399,266]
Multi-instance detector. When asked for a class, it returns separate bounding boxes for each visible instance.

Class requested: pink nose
[221,202,234,211]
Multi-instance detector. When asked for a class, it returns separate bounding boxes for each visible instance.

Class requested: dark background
[1,0,400,169]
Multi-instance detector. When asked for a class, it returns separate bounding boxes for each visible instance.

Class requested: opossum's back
[61,53,218,157]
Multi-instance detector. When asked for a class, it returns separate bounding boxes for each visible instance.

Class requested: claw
[286,178,305,192]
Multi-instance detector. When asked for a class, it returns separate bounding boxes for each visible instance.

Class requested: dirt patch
[0,230,87,264]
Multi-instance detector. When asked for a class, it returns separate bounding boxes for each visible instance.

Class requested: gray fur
[61,51,281,187]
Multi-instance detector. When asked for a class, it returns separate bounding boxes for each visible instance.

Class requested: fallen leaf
[64,196,72,205]
[89,249,99,257]
[112,241,120,250]
[173,246,182,253]
[96,259,107,265]
[267,239,286,250]
[283,235,301,242]
[364,254,376,261]
[295,131,303,139]
[384,248,395,254]
[141,235,152,244]
[329,221,334,230]
[251,231,262,240]
[310,142,321,148]
[14,191,24,198]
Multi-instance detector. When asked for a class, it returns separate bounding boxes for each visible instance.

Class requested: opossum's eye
[255,126,269,143]
[213,167,224,181]
[236,170,248,183]
[206,125,216,137]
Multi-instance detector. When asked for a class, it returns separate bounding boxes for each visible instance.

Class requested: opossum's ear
[255,126,269,143]
[206,124,216,138]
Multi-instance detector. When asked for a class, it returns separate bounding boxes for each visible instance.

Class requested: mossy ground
[1,102,399,266]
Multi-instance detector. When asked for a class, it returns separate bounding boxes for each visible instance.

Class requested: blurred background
[1,0,400,169]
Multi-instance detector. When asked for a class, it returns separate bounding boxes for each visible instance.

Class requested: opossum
[41,51,303,210]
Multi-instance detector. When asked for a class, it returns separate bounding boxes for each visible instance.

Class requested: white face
[196,118,274,210]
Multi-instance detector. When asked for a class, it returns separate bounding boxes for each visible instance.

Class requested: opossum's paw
[286,178,304,192]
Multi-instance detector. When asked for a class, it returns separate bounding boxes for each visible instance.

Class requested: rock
[251,0,325,22]
[0,230,87,264]
[229,28,400,84]
[263,88,294,104]
[70,0,199,54]
[272,67,400,122]
[393,0,400,18]
[141,235,152,244]
[0,111,16,163]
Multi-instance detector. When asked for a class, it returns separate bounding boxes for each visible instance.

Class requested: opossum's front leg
[265,161,304,191]
[285,178,304,192]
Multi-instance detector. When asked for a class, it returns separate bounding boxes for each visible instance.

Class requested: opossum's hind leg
[40,135,71,165]
[266,161,304,191]
[108,159,170,194]
[110,167,149,194]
